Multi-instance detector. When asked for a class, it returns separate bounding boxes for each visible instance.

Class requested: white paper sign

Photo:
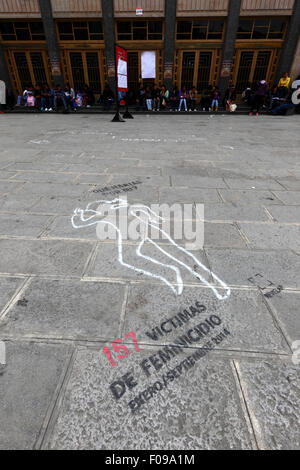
[136,8,143,16]
[0,81,6,105]
[118,58,127,76]
[141,51,156,79]
[118,74,128,89]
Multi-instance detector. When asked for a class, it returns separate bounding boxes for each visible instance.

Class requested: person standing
[211,86,220,111]
[249,80,268,116]
[178,86,188,112]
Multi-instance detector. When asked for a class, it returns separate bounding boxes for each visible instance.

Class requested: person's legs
[256,96,264,114]
[184,99,187,111]
[146,99,152,111]
[178,99,183,111]
[61,95,68,110]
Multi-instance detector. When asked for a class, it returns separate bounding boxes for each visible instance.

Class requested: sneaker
[189,109,192,112]
[49,108,53,112]
[249,112,253,116]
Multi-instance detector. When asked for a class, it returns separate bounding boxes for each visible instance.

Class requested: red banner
[116,46,128,92]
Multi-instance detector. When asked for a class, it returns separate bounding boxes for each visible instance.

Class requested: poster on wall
[141,51,156,79]
[116,46,128,92]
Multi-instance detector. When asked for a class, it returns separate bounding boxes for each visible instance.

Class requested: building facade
[0,0,299,99]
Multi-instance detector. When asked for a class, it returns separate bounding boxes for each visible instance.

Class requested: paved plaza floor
[0,113,299,450]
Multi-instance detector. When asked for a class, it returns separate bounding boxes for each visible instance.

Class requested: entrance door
[127,52,139,93]
[179,50,216,91]
[11,51,50,94]
[67,51,104,93]
[234,50,273,93]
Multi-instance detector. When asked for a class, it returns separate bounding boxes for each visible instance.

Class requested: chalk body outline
[71,199,231,300]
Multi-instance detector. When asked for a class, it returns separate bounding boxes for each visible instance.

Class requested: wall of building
[290,35,300,82]
[52,0,102,18]
[114,0,164,17]
[240,0,295,15]
[177,0,229,17]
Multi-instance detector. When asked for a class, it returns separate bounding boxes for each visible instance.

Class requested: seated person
[53,84,68,112]
[277,72,290,99]
[64,83,76,110]
[41,83,53,111]
[100,84,114,110]
[83,84,95,107]
[271,89,295,115]
[34,84,42,110]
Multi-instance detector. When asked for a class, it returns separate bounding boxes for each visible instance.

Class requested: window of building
[57,21,103,41]
[0,22,45,41]
[237,18,287,40]
[176,20,225,40]
[117,21,163,41]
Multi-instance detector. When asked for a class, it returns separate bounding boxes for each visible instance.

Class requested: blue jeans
[179,99,187,111]
[54,95,67,110]
[41,96,53,109]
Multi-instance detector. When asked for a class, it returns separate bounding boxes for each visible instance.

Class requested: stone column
[163,0,177,90]
[275,0,300,84]
[39,0,64,87]
[0,44,13,95]
[101,0,116,92]
[219,0,242,98]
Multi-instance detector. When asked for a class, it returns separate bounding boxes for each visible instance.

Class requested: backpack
[27,95,35,107]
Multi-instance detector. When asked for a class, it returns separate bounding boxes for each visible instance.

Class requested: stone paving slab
[204,222,246,248]
[199,203,270,222]
[0,194,41,213]
[275,178,300,191]
[5,161,68,172]
[0,279,125,341]
[219,189,282,206]
[16,182,90,199]
[0,239,94,276]
[0,341,72,450]
[205,248,300,289]
[0,181,24,195]
[171,176,227,189]
[0,213,50,237]
[159,187,221,204]
[236,359,300,450]
[44,349,254,450]
[266,205,300,223]
[29,196,90,215]
[239,223,300,251]
[273,191,300,205]
[0,277,25,314]
[10,171,80,184]
[123,285,288,354]
[223,178,284,191]
[264,291,300,345]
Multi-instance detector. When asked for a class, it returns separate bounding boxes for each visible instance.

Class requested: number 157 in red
[103,331,140,367]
